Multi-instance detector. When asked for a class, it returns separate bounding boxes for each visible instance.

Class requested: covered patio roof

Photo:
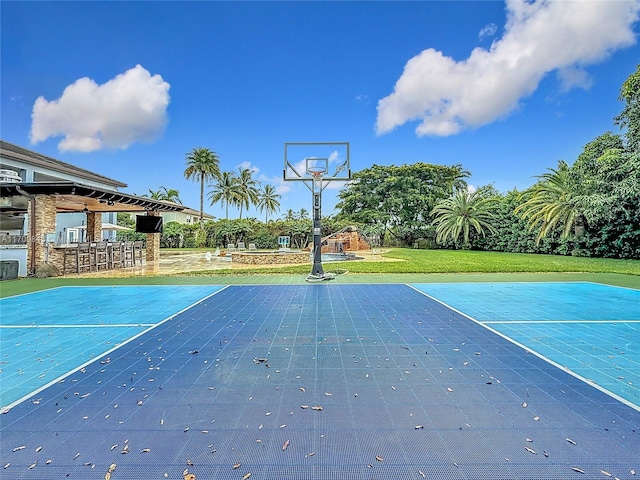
[0,181,185,213]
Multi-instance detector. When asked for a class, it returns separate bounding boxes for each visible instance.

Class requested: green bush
[415,238,436,249]
[251,230,277,249]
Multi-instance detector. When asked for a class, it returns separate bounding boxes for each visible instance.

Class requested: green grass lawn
[1,249,638,298]
[187,248,640,276]
[370,248,640,275]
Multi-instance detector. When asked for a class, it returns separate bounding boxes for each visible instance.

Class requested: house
[0,140,126,245]
[0,140,190,278]
[135,207,215,226]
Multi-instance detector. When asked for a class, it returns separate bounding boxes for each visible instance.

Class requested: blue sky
[2,1,639,220]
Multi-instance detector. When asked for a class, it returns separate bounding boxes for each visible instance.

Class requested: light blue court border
[410,282,640,411]
[0,285,226,326]
[0,285,226,408]
[411,281,640,322]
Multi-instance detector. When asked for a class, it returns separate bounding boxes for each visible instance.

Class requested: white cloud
[556,65,594,92]
[30,65,170,152]
[276,183,292,195]
[478,22,498,40]
[237,161,260,174]
[285,159,309,179]
[323,178,349,190]
[376,0,640,137]
[259,174,291,195]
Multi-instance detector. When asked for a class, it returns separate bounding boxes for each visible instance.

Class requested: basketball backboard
[284,142,350,182]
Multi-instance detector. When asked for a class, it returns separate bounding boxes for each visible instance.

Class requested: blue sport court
[1,282,639,479]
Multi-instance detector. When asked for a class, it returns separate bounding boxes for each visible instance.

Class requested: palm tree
[256,184,281,222]
[235,167,260,219]
[159,186,182,204]
[515,160,584,243]
[283,209,296,221]
[184,147,220,227]
[208,171,242,220]
[145,188,162,200]
[431,189,498,247]
[144,186,182,204]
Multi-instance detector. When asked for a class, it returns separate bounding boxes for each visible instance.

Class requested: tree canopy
[614,64,640,152]
[432,189,498,247]
[208,171,242,220]
[337,163,468,245]
[256,184,281,222]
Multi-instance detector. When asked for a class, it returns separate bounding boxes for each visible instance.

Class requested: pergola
[0,181,184,213]
[0,181,185,275]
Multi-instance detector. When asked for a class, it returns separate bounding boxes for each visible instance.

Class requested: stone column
[28,194,57,274]
[86,212,102,242]
[145,211,161,262]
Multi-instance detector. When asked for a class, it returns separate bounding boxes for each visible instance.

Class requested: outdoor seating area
[61,240,144,275]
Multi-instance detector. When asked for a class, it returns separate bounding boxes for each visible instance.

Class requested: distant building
[132,207,215,226]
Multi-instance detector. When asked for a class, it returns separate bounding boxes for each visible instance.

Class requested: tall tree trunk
[199,176,204,228]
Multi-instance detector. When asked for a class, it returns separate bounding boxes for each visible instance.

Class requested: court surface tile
[1,284,638,479]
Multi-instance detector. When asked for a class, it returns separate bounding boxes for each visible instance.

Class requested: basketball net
[311,171,323,190]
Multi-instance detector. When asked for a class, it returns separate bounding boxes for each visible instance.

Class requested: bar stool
[123,241,134,267]
[133,240,144,265]
[63,243,91,275]
[93,242,109,271]
[109,241,123,268]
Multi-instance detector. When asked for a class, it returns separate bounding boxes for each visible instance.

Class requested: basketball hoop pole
[283,142,351,281]
[310,171,324,277]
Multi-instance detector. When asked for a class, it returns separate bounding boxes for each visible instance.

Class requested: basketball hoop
[308,167,326,175]
[308,166,325,182]
[283,142,351,282]
[307,165,326,191]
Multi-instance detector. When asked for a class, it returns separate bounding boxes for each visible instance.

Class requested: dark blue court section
[1,284,638,479]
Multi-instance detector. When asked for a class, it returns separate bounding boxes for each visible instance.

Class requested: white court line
[483,320,640,324]
[0,324,156,328]
[406,284,640,413]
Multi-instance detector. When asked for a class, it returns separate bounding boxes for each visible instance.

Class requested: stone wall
[28,194,58,275]
[145,212,161,262]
